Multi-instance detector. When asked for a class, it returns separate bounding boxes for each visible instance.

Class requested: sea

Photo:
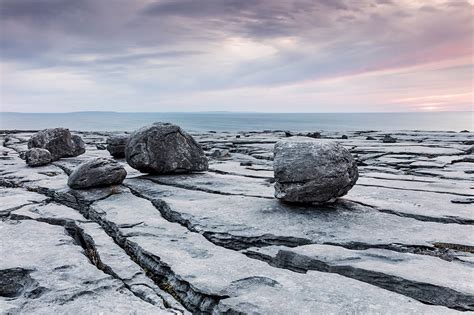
[1,111,472,133]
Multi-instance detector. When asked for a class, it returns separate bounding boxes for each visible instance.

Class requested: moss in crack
[64,223,105,271]
[84,248,103,270]
[128,254,185,309]
[159,281,181,304]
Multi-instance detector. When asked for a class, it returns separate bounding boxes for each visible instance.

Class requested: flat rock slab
[209,161,274,178]
[0,219,173,314]
[244,244,474,310]
[352,145,466,156]
[7,200,187,314]
[125,178,474,252]
[347,185,474,224]
[88,190,453,314]
[356,176,473,196]
[0,188,47,214]
[142,172,274,198]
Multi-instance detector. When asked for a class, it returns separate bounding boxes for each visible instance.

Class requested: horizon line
[2,110,473,114]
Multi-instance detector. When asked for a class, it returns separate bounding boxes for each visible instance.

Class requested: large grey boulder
[273,137,358,204]
[106,134,129,158]
[28,128,85,161]
[25,148,52,167]
[125,122,208,174]
[67,158,127,189]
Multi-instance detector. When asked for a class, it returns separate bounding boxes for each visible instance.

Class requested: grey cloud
[86,50,204,65]
[0,0,472,95]
[142,0,261,17]
[0,0,89,22]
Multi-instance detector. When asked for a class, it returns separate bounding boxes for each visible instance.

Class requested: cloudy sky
[1,0,472,112]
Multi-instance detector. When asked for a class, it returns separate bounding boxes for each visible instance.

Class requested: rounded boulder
[106,134,129,158]
[28,128,85,161]
[25,148,52,167]
[273,137,358,204]
[67,158,127,189]
[125,122,208,174]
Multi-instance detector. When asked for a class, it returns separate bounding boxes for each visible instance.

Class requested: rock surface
[273,137,358,204]
[25,148,51,167]
[125,122,208,173]
[1,128,473,314]
[71,134,86,156]
[27,128,85,161]
[106,134,128,158]
[67,157,127,189]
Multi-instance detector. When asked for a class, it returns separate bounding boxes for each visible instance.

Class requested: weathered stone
[305,132,321,138]
[25,148,51,167]
[209,148,230,159]
[0,188,48,215]
[71,135,86,156]
[0,220,174,314]
[273,137,358,204]
[67,157,127,189]
[27,128,85,161]
[244,244,474,311]
[106,134,129,158]
[88,190,452,314]
[382,134,397,143]
[125,122,208,174]
[126,178,474,253]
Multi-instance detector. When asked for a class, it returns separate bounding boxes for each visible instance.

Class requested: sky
[0,0,473,113]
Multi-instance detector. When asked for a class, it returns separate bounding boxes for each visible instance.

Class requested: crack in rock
[244,248,474,311]
[348,199,474,225]
[7,213,186,314]
[83,208,231,313]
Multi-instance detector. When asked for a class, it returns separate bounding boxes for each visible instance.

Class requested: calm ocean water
[1,112,472,132]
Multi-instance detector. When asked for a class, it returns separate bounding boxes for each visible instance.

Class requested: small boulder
[25,148,52,167]
[209,148,230,159]
[106,134,129,158]
[27,128,85,161]
[366,136,376,140]
[382,134,397,143]
[67,158,127,189]
[125,122,208,174]
[240,161,253,166]
[18,151,27,160]
[305,132,321,139]
[273,137,358,204]
[96,144,106,150]
[341,135,348,139]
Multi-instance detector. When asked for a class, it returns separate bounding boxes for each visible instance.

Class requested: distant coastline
[1,111,472,132]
